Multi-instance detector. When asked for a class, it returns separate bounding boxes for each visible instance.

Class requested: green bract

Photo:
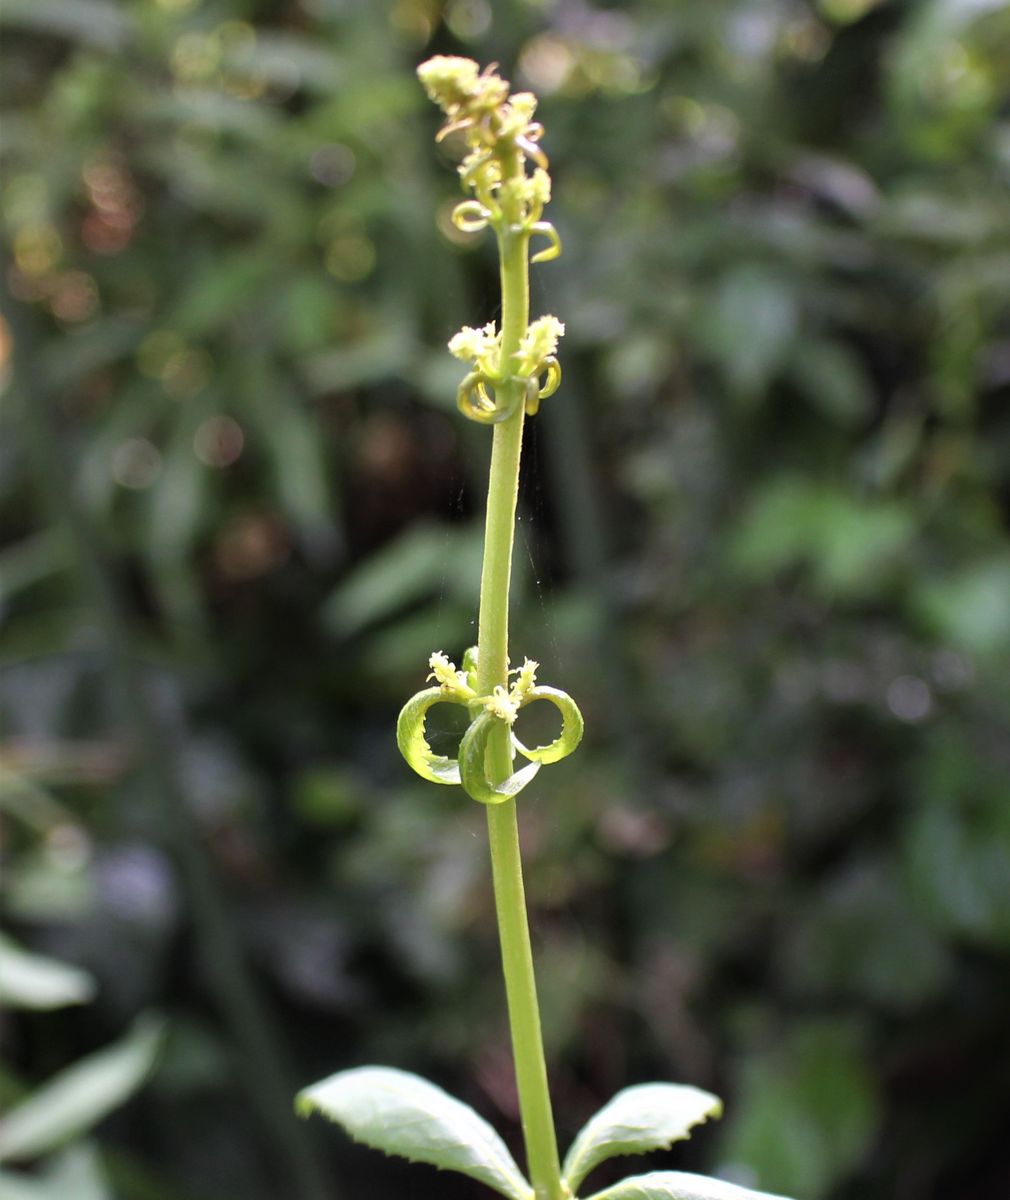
[398,652,584,806]
[512,686,585,764]
[460,710,542,805]
[395,686,467,786]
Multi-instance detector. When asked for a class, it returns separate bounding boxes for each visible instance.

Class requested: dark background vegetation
[2,1,1009,1198]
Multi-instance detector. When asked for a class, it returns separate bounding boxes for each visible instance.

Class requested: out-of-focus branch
[1,270,333,1200]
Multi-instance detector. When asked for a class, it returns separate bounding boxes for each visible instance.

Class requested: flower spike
[417,54,567,422]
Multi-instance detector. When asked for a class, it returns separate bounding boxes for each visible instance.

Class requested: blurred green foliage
[2,1,1009,1198]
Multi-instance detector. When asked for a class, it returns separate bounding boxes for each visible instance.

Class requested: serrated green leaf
[0,934,96,1010]
[296,1066,532,1200]
[563,1084,723,1193]
[586,1170,793,1200]
[0,1018,163,1163]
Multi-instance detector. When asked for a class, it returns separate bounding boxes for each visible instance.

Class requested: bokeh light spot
[112,438,163,489]
[887,675,932,723]
[779,17,832,62]
[520,35,574,94]
[310,144,356,187]
[215,513,290,582]
[50,271,100,324]
[172,32,222,82]
[137,330,186,379]
[163,348,213,398]
[3,174,48,226]
[325,235,376,282]
[390,0,433,44]
[14,224,62,277]
[194,415,244,467]
[445,0,491,41]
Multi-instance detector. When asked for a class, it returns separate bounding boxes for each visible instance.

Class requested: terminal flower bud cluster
[417,55,564,425]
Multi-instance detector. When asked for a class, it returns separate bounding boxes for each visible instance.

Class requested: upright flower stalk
[297,57,792,1200]
[407,56,579,1200]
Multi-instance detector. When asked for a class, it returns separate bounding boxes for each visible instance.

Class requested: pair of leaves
[297,1066,790,1199]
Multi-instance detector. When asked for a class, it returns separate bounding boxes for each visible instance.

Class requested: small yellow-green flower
[416,56,482,114]
[529,169,551,207]
[417,56,509,131]
[448,322,498,364]
[427,651,474,697]
[485,685,519,724]
[516,315,564,374]
[510,658,539,703]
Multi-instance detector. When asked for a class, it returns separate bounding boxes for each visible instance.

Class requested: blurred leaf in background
[2,1,1009,1198]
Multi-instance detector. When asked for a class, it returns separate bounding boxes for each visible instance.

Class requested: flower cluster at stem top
[416,56,552,228]
[417,56,565,424]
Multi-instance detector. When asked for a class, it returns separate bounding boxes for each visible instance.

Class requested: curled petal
[459,710,541,805]
[452,200,491,233]
[435,116,474,142]
[537,356,561,402]
[522,374,542,417]
[459,150,495,190]
[457,372,522,425]
[516,135,548,169]
[397,687,471,785]
[529,221,561,264]
[512,686,584,764]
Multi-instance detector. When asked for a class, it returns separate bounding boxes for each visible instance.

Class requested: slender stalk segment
[473,198,564,1200]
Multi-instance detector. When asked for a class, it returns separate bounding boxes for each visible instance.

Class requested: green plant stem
[474,210,564,1200]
